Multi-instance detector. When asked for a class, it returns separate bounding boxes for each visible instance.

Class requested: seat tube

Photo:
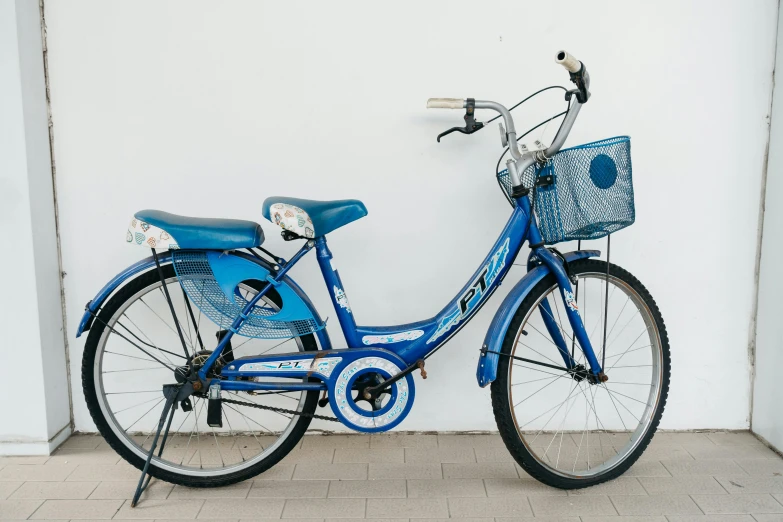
[315,237,361,347]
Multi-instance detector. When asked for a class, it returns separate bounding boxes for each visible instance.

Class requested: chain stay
[219,397,339,423]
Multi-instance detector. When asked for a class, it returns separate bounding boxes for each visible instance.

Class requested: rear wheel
[491,259,670,489]
[82,263,319,487]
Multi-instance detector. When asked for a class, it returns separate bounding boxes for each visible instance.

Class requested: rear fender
[476,250,600,387]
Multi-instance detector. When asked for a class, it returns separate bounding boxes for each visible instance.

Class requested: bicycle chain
[219,398,340,423]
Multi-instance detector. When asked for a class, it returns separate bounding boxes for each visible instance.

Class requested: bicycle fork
[530,247,605,380]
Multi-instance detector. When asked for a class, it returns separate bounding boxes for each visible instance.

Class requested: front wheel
[491,259,670,489]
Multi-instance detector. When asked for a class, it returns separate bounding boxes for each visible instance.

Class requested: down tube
[396,203,532,363]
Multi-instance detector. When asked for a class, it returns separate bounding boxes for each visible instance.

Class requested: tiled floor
[1,431,782,521]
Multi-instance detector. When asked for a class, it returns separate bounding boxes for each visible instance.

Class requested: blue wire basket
[498,136,635,245]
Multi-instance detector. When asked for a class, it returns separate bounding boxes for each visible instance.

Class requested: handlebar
[427,50,591,193]
[555,50,581,73]
[426,98,465,109]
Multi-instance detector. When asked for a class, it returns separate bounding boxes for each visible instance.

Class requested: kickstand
[131,383,192,507]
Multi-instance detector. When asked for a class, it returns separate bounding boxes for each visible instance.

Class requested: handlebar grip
[426,98,465,109]
[555,50,582,73]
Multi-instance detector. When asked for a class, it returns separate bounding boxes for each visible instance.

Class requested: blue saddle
[135,210,264,250]
[262,197,367,237]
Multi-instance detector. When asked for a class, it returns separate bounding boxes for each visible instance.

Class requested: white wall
[0,0,71,454]
[45,0,778,432]
[753,7,783,452]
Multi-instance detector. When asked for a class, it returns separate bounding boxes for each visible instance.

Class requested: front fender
[476,249,600,387]
[75,251,333,350]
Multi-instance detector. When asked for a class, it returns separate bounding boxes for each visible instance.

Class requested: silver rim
[93,275,311,478]
[507,271,663,478]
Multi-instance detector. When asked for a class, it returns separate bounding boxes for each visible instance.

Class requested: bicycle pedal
[180,398,192,412]
[318,389,329,408]
[207,385,223,428]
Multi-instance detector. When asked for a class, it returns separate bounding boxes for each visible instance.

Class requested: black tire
[82,263,319,488]
[491,259,670,489]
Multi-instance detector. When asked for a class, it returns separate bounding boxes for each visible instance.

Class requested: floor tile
[716,476,783,494]
[281,448,335,464]
[411,518,492,522]
[529,495,616,516]
[327,479,405,498]
[169,481,251,499]
[333,448,404,464]
[650,433,714,446]
[370,434,438,449]
[407,478,485,498]
[706,432,766,446]
[301,435,370,449]
[495,517,580,522]
[437,434,505,448]
[0,456,50,466]
[294,463,368,480]
[326,519,404,522]
[9,481,99,499]
[368,463,441,480]
[635,444,695,461]
[197,498,284,519]
[61,435,104,450]
[0,499,43,520]
[473,447,516,463]
[567,476,646,496]
[30,499,124,519]
[666,515,756,522]
[248,479,328,498]
[367,498,447,518]
[0,481,22,500]
[47,448,123,465]
[254,463,295,480]
[623,460,673,477]
[752,515,783,522]
[485,478,567,497]
[113,498,205,518]
[284,498,365,518]
[0,464,76,482]
[610,494,702,515]
[692,494,783,514]
[638,476,728,495]
[442,462,517,479]
[405,447,476,464]
[736,460,783,477]
[683,445,780,460]
[449,497,533,518]
[88,480,173,500]
[580,515,671,522]
[661,460,748,476]
[65,463,142,482]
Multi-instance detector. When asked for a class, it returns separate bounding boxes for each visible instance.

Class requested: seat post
[314,237,361,347]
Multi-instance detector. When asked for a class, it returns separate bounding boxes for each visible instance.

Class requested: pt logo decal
[564,290,578,311]
[427,238,511,344]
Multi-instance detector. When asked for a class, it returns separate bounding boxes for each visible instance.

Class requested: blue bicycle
[79,51,669,494]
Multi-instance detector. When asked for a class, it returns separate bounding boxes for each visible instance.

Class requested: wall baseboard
[0,425,71,456]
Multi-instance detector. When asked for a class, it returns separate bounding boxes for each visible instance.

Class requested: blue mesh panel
[497,136,634,244]
[171,251,322,339]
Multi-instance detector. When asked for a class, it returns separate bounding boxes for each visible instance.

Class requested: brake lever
[436,98,484,142]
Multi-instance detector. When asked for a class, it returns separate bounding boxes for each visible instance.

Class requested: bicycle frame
[196,193,603,388]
